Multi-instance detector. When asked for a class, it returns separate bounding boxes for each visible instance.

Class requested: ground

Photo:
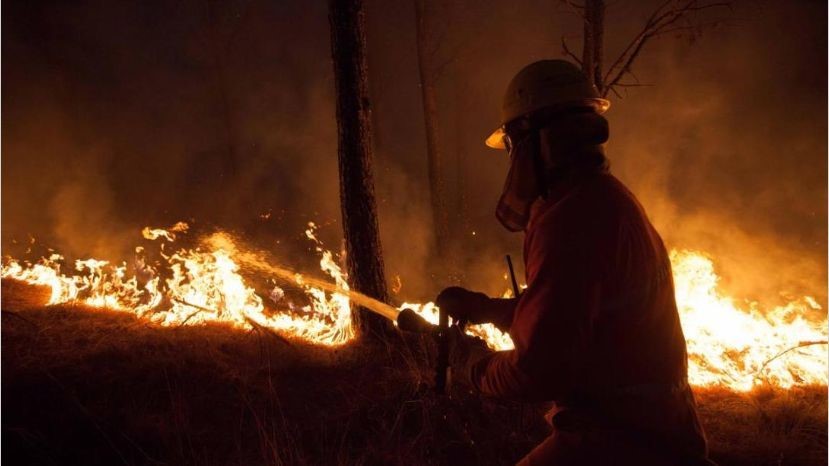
[2,280,826,465]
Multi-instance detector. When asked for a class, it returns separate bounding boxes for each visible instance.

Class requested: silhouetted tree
[203,0,250,180]
[580,0,605,93]
[413,1,494,284]
[328,0,393,338]
[451,65,470,256]
[413,0,449,260]
[561,0,732,98]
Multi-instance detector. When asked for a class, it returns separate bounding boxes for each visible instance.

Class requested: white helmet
[486,59,610,149]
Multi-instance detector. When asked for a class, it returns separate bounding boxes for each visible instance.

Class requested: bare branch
[626,69,643,84]
[561,36,583,66]
[559,0,585,11]
[431,53,456,81]
[603,30,654,97]
[653,18,731,38]
[608,72,654,100]
[605,0,721,79]
[602,0,732,97]
[757,341,828,379]
[602,15,658,86]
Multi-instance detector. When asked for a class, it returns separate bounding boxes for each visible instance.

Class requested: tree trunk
[327,0,392,338]
[582,0,606,94]
[450,66,469,285]
[413,0,449,259]
[581,2,594,86]
[205,0,238,181]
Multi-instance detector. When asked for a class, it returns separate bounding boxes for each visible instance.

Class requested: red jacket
[470,172,709,459]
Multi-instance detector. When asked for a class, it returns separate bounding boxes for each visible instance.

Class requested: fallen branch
[757,340,829,377]
[244,316,293,346]
[171,298,292,345]
[171,298,219,326]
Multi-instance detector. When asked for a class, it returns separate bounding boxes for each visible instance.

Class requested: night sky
[3,0,826,302]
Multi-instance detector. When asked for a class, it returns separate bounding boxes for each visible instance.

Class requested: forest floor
[2,279,827,466]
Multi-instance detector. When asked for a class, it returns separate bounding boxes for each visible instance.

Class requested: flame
[141,221,189,241]
[399,301,515,352]
[403,250,827,391]
[671,249,827,390]
[2,223,826,390]
[2,223,355,346]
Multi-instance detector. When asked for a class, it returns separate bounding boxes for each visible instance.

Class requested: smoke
[607,0,827,304]
[398,0,828,303]
[2,0,825,305]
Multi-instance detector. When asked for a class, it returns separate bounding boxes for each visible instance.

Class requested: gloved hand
[447,325,493,387]
[435,286,493,325]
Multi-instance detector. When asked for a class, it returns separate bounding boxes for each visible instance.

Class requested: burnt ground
[2,279,826,466]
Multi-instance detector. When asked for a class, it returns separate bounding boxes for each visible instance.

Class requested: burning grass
[1,280,548,465]
[2,280,827,465]
[3,223,826,392]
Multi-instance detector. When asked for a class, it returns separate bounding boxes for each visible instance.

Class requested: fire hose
[395,255,521,394]
[395,306,453,394]
[232,242,519,394]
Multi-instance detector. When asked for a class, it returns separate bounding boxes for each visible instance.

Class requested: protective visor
[485,98,610,149]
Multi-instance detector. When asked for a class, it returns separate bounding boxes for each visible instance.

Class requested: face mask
[494,111,610,232]
[495,132,542,232]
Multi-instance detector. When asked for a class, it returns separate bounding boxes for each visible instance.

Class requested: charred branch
[414,0,450,258]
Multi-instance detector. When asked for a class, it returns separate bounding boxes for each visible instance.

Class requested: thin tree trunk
[205,0,238,180]
[213,63,237,178]
[328,0,392,338]
[590,0,605,93]
[581,1,595,86]
[582,0,606,93]
[450,67,469,285]
[413,0,449,258]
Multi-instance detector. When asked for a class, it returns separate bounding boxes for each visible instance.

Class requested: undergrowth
[2,280,826,465]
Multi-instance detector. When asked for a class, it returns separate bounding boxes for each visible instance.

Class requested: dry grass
[696,385,827,465]
[2,281,548,465]
[2,280,826,465]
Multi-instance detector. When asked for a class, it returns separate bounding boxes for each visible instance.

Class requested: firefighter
[438,60,715,465]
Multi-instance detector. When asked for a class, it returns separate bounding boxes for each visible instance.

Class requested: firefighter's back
[530,172,713,465]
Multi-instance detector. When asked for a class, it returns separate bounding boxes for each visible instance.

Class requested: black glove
[447,325,493,387]
[435,286,493,325]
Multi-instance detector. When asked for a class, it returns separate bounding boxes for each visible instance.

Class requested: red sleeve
[469,199,608,400]
[482,298,519,332]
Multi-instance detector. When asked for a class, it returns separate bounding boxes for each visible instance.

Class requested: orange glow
[2,225,826,390]
[3,223,355,346]
[404,250,827,391]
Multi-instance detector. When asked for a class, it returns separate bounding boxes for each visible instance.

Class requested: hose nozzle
[396,308,436,334]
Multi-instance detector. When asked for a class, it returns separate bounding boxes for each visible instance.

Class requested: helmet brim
[484,97,611,150]
[485,128,506,149]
